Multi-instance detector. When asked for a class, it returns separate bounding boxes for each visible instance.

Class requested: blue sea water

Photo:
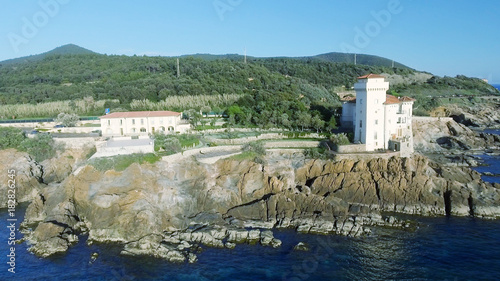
[1,136,500,280]
[492,84,500,91]
[1,209,500,281]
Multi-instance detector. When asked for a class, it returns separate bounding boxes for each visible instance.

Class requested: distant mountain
[180,52,411,69]
[0,44,97,65]
[180,53,244,61]
[309,52,410,69]
[1,44,410,70]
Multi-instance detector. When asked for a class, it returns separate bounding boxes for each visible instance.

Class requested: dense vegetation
[392,75,499,113]
[0,127,62,161]
[1,45,498,129]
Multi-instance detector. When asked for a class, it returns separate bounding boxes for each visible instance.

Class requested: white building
[100,111,187,137]
[341,74,415,157]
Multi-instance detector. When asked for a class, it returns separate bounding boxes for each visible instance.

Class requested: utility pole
[176,58,180,78]
[354,54,357,65]
[392,60,394,68]
[244,47,247,64]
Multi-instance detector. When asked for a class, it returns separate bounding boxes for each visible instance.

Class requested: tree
[55,113,80,127]
[153,133,182,153]
[296,111,312,131]
[311,115,325,133]
[201,105,211,117]
[200,119,208,127]
[280,113,291,129]
[185,109,201,128]
[242,141,266,155]
[327,116,337,131]
[162,137,182,153]
[210,118,217,127]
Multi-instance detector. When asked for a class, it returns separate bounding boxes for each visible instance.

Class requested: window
[132,119,135,125]
[131,128,136,133]
[141,119,144,125]
[360,99,363,105]
[107,120,110,126]
[375,119,378,125]
[120,119,123,125]
[140,128,146,133]
[374,131,378,140]
[359,120,363,128]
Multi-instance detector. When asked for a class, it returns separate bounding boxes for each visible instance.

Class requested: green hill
[180,52,411,69]
[0,44,497,126]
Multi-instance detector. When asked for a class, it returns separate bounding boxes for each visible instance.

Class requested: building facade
[100,111,185,137]
[341,74,415,157]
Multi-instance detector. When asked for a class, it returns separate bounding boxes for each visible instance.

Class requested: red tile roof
[357,74,386,79]
[100,111,181,119]
[384,95,400,104]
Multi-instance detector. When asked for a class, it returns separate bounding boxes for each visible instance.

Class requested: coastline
[0,113,498,268]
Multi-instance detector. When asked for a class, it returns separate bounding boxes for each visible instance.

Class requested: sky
[1,0,499,83]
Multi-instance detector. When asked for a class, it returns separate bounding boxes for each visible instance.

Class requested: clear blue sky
[1,0,499,83]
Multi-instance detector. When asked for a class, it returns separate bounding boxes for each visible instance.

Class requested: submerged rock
[293,242,310,251]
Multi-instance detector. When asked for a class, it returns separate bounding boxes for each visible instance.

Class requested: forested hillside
[0,45,498,129]
[0,52,411,107]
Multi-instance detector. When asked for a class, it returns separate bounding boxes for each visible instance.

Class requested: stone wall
[337,144,366,153]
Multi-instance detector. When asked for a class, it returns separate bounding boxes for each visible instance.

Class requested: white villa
[100,111,187,137]
[341,74,415,157]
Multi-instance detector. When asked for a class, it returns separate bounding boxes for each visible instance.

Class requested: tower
[353,74,389,151]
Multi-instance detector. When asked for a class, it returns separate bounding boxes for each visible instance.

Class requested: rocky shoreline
[1,117,499,263]
[7,150,499,263]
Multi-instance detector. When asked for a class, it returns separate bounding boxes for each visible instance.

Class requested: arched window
[140,128,147,133]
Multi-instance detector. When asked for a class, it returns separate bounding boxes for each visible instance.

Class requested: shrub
[0,127,26,150]
[19,133,60,162]
[55,112,80,127]
[242,141,266,155]
[304,147,328,159]
[153,133,182,153]
[329,133,350,146]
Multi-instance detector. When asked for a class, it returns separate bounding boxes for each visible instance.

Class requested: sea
[1,135,499,280]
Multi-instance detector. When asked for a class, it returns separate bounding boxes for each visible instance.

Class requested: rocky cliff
[0,146,92,208]
[413,117,500,153]
[17,151,500,262]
